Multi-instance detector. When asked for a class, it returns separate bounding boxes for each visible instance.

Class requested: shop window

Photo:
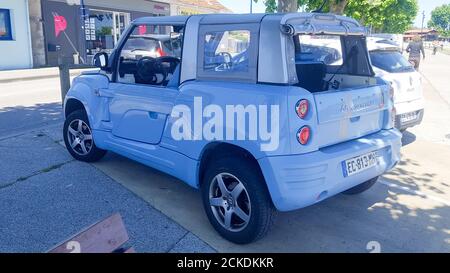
[85,10,130,63]
[0,9,13,41]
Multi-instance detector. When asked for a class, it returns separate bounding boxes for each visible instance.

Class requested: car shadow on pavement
[270,182,449,252]
[384,158,446,196]
[91,150,450,253]
[0,102,63,138]
[32,124,450,252]
[401,130,417,146]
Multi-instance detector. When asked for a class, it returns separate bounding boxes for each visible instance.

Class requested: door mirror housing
[93,52,109,69]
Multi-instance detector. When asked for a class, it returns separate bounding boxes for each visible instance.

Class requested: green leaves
[255,0,418,33]
[428,4,450,37]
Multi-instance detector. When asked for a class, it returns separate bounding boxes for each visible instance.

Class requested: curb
[0,68,97,84]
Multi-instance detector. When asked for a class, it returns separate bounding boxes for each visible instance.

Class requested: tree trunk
[329,0,348,15]
[277,0,298,13]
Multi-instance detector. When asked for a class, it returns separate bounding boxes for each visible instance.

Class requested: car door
[102,23,183,145]
[107,83,177,144]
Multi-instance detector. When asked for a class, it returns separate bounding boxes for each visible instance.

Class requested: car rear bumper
[395,109,424,130]
[258,129,402,211]
[394,98,424,130]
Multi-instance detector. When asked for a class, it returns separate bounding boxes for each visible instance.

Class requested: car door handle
[148,111,159,119]
[350,116,361,122]
[95,88,114,98]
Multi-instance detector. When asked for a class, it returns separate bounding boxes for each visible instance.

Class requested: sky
[218,0,449,28]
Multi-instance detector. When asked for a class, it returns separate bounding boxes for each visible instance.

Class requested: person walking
[432,40,439,55]
[406,36,426,70]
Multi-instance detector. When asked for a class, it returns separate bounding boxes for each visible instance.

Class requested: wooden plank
[48,213,129,253]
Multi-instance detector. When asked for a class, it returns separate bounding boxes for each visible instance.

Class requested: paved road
[0,77,65,138]
[0,50,449,252]
[0,125,215,253]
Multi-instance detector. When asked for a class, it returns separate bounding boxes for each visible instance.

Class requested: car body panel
[64,13,402,212]
[368,40,424,130]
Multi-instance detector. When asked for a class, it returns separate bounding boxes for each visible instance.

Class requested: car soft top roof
[131,13,367,36]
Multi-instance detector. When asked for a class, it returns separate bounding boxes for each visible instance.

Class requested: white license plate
[342,151,379,177]
[400,112,417,123]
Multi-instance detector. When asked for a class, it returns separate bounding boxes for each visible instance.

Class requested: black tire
[63,109,106,162]
[343,177,378,195]
[201,156,275,244]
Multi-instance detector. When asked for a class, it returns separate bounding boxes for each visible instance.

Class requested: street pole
[80,0,88,64]
[421,10,425,37]
[250,0,253,14]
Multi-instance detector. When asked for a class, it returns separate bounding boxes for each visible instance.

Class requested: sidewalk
[419,49,450,106]
[0,67,98,83]
[0,124,215,253]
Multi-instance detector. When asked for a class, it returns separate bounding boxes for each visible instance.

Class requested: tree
[428,4,450,37]
[255,0,418,33]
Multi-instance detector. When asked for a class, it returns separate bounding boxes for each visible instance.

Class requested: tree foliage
[254,0,418,33]
[428,4,450,37]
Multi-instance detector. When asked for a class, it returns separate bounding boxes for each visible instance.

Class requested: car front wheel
[63,110,106,162]
[201,156,275,244]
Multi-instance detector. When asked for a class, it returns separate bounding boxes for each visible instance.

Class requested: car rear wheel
[343,176,378,195]
[63,110,106,162]
[201,156,275,244]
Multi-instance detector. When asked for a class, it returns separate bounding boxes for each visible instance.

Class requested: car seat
[295,62,326,92]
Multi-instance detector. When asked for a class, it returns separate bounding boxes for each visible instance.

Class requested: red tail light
[156,47,166,57]
[297,126,311,145]
[295,99,309,119]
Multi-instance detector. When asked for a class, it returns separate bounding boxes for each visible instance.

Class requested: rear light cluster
[156,47,166,57]
[295,99,309,119]
[297,126,311,145]
[295,99,311,145]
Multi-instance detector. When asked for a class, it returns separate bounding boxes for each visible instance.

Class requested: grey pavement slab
[169,232,215,253]
[0,160,214,252]
[0,133,72,186]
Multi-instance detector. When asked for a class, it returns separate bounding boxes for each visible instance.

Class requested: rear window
[370,50,414,73]
[295,35,343,65]
[123,37,159,52]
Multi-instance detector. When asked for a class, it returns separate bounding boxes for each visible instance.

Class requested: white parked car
[368,39,424,132]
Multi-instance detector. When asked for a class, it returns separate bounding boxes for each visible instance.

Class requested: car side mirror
[93,52,109,69]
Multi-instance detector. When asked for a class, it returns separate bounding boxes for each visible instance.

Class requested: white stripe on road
[379,179,450,206]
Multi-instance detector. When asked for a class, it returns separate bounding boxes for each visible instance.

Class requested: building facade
[0,0,33,70]
[170,0,230,15]
[38,0,171,67]
[0,0,231,70]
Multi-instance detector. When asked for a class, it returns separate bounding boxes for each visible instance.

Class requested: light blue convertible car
[63,13,401,244]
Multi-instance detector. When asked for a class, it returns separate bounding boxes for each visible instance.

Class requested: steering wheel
[158,56,181,76]
[217,52,233,70]
[136,57,166,85]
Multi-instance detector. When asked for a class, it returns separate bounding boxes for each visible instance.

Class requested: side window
[117,24,183,86]
[197,24,259,83]
[203,30,250,72]
[0,9,13,41]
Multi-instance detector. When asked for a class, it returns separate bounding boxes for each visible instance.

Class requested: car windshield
[370,50,414,73]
